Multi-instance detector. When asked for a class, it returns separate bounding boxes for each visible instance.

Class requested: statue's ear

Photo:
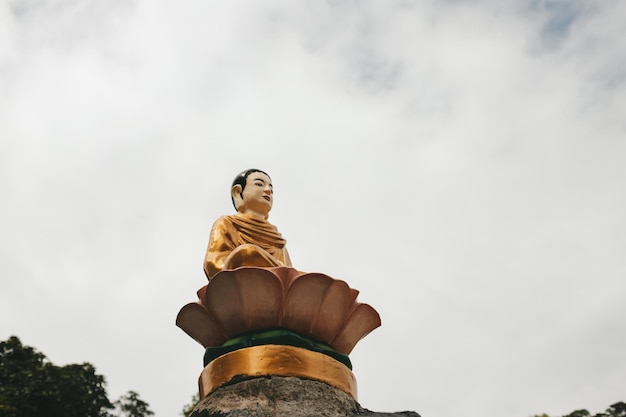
[231,184,244,211]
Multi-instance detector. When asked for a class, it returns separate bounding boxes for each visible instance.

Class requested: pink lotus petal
[282,273,334,338]
[177,267,381,354]
[269,266,304,292]
[309,280,351,343]
[330,304,381,355]
[204,270,246,338]
[176,302,227,347]
[230,267,283,330]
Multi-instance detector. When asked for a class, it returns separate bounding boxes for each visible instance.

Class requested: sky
[1,1,625,416]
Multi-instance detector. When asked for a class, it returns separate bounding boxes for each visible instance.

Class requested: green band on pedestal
[203,328,352,369]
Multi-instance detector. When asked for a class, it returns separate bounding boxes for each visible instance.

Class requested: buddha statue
[179,169,381,401]
[203,169,292,280]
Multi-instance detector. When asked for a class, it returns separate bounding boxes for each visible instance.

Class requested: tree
[0,336,152,417]
[606,403,626,417]
[48,362,113,417]
[113,390,154,417]
[534,403,626,417]
[180,393,199,417]
[564,410,591,417]
[0,335,53,417]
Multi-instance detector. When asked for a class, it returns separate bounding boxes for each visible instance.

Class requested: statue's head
[231,168,273,219]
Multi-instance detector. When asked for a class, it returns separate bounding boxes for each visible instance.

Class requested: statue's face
[238,172,273,218]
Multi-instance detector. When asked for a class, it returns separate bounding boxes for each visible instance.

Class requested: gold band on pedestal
[199,345,358,400]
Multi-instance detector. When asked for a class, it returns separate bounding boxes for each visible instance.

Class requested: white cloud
[1,1,625,417]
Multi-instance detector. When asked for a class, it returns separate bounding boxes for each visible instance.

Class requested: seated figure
[179,168,380,377]
[203,169,292,280]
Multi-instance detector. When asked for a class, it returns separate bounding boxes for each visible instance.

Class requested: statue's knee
[225,244,271,269]
[236,244,261,257]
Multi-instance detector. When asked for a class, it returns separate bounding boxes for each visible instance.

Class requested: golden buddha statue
[179,168,381,402]
[203,169,292,280]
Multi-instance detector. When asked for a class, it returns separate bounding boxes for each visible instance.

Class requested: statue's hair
[231,168,271,210]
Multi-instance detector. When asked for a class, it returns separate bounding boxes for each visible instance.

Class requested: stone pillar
[189,376,420,417]
[190,376,359,417]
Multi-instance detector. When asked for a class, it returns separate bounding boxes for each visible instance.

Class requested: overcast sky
[1,1,625,416]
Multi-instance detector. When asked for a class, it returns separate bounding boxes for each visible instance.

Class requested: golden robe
[203,213,292,279]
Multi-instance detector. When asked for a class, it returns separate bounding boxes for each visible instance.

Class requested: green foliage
[0,336,152,417]
[535,402,626,417]
[564,410,591,417]
[0,336,50,417]
[180,393,199,417]
[0,336,112,417]
[113,390,154,417]
[607,403,626,417]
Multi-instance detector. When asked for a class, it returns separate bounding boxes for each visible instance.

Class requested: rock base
[189,376,419,417]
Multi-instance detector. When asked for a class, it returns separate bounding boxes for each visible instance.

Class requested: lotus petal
[197,285,207,300]
[178,267,381,355]
[176,302,226,347]
[229,267,283,330]
[309,280,351,343]
[282,273,334,339]
[205,268,282,339]
[331,304,381,355]
[348,288,359,306]
[269,266,302,292]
